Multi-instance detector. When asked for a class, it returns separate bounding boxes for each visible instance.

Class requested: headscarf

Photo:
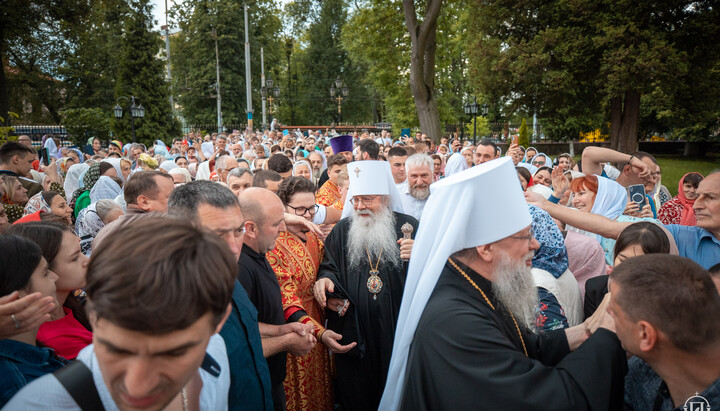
[23,192,51,215]
[138,153,158,170]
[675,172,703,226]
[201,142,215,159]
[530,153,552,168]
[90,176,122,203]
[516,162,538,175]
[292,160,312,179]
[71,163,102,207]
[159,160,178,173]
[153,140,170,160]
[443,153,468,177]
[43,137,60,159]
[581,176,627,243]
[522,146,538,163]
[57,157,74,178]
[75,203,106,256]
[102,158,124,182]
[64,163,90,202]
[529,204,569,278]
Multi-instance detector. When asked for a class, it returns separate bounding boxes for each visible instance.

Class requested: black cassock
[318,212,418,411]
[400,259,627,411]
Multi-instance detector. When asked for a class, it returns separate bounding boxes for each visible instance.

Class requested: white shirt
[398,182,427,221]
[6,334,230,411]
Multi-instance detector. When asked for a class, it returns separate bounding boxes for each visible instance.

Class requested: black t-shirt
[237,244,286,385]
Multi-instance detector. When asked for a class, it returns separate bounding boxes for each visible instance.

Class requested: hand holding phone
[627,184,647,209]
[39,148,50,166]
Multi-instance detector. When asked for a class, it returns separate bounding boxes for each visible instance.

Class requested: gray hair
[405,153,433,173]
[167,180,239,220]
[227,167,253,184]
[169,167,193,183]
[215,155,235,171]
[96,199,123,221]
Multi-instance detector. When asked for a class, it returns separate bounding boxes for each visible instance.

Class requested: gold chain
[366,247,383,272]
[448,258,528,357]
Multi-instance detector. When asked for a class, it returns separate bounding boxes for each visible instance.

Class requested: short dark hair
[357,139,380,160]
[277,176,316,205]
[327,154,348,169]
[612,255,720,352]
[0,142,35,164]
[5,222,72,270]
[86,216,236,334]
[267,153,293,173]
[683,172,703,189]
[387,147,408,159]
[613,222,670,259]
[253,170,282,189]
[168,180,239,220]
[709,263,720,277]
[478,139,498,153]
[123,171,172,205]
[0,235,43,296]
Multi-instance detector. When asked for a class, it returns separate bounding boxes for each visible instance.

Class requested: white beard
[347,205,401,269]
[492,251,539,333]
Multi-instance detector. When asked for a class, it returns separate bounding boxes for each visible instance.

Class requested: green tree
[170,0,283,127]
[113,0,179,145]
[518,118,529,147]
[61,108,112,146]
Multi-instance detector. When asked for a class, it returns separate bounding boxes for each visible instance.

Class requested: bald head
[238,187,286,253]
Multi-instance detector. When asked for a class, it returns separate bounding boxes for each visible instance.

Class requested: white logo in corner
[683,392,710,411]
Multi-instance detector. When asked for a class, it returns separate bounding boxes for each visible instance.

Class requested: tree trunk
[403,0,442,143]
[609,90,640,154]
[0,53,10,125]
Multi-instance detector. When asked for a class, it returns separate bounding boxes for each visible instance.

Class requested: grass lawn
[656,154,720,197]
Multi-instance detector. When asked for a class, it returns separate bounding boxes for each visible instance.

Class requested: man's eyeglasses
[350,196,378,206]
[286,204,320,216]
[509,228,535,246]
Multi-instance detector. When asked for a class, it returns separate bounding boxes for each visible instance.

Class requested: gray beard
[409,183,430,200]
[491,252,539,333]
[347,205,401,269]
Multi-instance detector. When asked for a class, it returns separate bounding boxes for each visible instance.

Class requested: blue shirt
[0,339,67,407]
[624,356,720,410]
[220,280,274,411]
[664,225,720,269]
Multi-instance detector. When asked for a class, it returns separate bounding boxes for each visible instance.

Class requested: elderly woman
[0,235,66,407]
[292,160,313,181]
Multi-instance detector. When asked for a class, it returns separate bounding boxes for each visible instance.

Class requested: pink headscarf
[676,172,703,226]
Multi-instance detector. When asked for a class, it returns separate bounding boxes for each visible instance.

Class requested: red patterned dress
[266,231,333,411]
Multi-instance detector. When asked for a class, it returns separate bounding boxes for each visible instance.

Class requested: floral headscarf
[71,163,102,207]
[57,157,74,178]
[24,192,51,216]
[529,204,569,278]
[75,203,105,256]
[138,153,159,170]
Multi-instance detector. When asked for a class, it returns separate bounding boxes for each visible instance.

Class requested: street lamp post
[330,77,349,124]
[261,78,280,127]
[464,96,479,145]
[113,96,145,143]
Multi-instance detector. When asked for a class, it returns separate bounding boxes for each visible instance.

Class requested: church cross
[354,167,361,177]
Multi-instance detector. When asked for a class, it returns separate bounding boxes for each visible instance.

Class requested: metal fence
[182,124,248,136]
[9,125,73,148]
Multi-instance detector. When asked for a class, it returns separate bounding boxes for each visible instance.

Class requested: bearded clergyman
[380,157,628,410]
[313,160,418,411]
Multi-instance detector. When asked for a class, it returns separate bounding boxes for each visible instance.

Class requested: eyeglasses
[286,204,319,216]
[532,161,545,166]
[509,228,535,246]
[350,196,378,206]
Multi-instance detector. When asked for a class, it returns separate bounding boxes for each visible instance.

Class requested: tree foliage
[518,118,530,147]
[467,0,720,150]
[61,108,112,146]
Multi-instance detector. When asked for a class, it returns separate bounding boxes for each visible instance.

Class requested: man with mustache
[381,158,627,410]
[398,154,433,221]
[313,161,417,411]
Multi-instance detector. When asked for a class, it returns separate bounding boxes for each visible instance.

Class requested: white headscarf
[443,153,468,177]
[43,138,60,159]
[292,160,312,178]
[64,163,90,202]
[102,158,124,182]
[201,142,215,159]
[591,176,627,221]
[380,158,531,409]
[90,176,122,203]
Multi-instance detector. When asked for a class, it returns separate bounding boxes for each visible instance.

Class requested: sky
[150,0,292,30]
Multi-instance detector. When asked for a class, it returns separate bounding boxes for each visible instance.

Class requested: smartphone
[512,134,519,146]
[39,148,50,166]
[628,184,647,209]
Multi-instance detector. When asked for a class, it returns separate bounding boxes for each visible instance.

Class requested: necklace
[181,387,188,411]
[448,258,528,356]
[366,247,384,300]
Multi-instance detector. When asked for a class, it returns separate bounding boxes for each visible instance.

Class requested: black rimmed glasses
[287,204,319,216]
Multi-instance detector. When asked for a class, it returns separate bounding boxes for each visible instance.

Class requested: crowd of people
[0,128,718,410]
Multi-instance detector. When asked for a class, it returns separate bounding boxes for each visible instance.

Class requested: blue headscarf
[529,204,569,278]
